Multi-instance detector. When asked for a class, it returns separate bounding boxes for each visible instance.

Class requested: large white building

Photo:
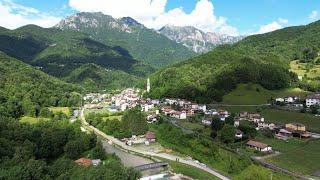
[306,94,320,107]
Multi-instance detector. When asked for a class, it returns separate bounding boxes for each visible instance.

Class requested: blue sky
[0,0,319,35]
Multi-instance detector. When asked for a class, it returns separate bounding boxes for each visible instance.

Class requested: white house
[247,140,272,152]
[234,120,240,127]
[275,98,284,103]
[141,103,154,112]
[165,98,177,105]
[147,115,157,123]
[198,104,207,112]
[202,119,212,126]
[120,103,128,111]
[306,94,320,107]
[205,109,217,115]
[191,103,199,110]
[180,111,187,119]
[284,97,294,103]
[235,130,243,139]
[258,122,275,130]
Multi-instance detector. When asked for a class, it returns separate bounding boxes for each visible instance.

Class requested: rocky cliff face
[159,25,244,53]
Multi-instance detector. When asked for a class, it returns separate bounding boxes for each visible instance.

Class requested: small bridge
[134,162,169,171]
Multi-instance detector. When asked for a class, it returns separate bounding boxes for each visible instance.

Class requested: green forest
[0,51,140,179]
[148,49,297,103]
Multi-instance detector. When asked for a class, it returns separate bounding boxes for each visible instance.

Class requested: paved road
[102,140,153,167]
[80,106,230,180]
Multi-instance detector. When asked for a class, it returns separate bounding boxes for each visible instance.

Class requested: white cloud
[0,0,61,29]
[68,0,239,36]
[256,18,288,34]
[277,18,288,24]
[309,10,318,20]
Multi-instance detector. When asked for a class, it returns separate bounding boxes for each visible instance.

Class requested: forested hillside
[56,12,195,68]
[148,20,320,103]
[65,63,140,92]
[0,25,153,76]
[229,20,320,62]
[0,25,153,91]
[0,52,81,118]
[0,50,141,179]
[148,49,296,103]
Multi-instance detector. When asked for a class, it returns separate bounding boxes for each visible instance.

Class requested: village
[82,82,320,155]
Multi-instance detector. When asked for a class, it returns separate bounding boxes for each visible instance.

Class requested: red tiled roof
[75,158,92,167]
[146,131,156,140]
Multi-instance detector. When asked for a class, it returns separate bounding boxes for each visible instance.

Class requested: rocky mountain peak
[159,25,244,53]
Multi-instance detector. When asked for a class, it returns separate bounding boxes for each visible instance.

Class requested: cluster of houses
[246,122,311,153]
[161,98,207,119]
[235,111,275,130]
[84,93,110,104]
[276,123,311,140]
[111,88,140,111]
[305,94,320,107]
[201,109,230,125]
[275,93,320,108]
[275,96,299,104]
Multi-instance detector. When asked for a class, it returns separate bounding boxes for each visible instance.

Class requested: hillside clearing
[49,107,71,117]
[20,116,50,124]
[222,84,310,105]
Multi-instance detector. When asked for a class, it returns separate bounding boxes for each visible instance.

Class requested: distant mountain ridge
[159,25,244,53]
[55,12,195,68]
[0,24,153,91]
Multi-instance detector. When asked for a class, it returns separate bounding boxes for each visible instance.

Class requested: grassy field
[219,106,320,133]
[178,120,204,130]
[49,107,71,117]
[159,158,218,180]
[233,165,293,180]
[267,139,320,176]
[255,133,308,153]
[262,109,320,133]
[290,60,320,79]
[84,108,110,116]
[20,116,50,124]
[222,83,310,105]
[103,115,122,121]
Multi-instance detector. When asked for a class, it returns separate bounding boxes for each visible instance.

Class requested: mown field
[222,83,310,105]
[266,139,320,177]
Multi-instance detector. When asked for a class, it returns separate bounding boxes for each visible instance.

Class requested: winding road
[80,106,230,180]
